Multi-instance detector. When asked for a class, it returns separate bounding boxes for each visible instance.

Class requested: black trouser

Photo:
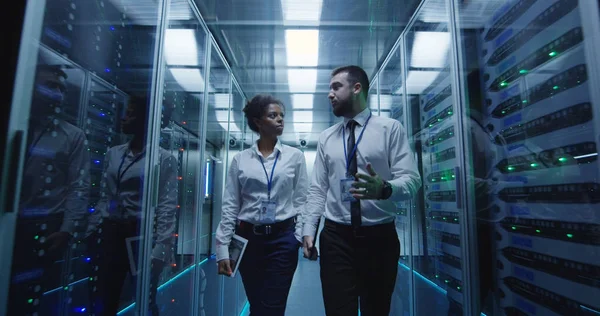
[236,217,300,316]
[7,214,68,316]
[86,218,165,316]
[319,219,400,316]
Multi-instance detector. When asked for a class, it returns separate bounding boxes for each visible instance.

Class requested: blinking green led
[549,51,557,57]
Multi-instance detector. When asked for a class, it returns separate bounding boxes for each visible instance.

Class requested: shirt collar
[343,107,371,127]
[252,138,283,158]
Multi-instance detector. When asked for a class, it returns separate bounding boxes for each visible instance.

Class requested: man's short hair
[331,65,370,99]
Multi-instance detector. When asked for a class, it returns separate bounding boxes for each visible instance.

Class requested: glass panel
[148,1,208,314]
[404,0,463,314]
[200,42,231,316]
[369,77,380,116]
[6,1,162,315]
[380,43,413,316]
[456,0,600,315]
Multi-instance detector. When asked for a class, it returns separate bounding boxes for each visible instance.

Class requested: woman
[86,94,178,316]
[215,94,308,315]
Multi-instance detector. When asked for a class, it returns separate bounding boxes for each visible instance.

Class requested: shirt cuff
[389,181,412,201]
[302,221,318,238]
[216,245,229,262]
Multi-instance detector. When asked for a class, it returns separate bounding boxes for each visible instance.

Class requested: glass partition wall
[374,0,600,315]
[1,0,249,316]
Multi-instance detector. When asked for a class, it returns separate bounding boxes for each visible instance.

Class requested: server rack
[481,0,600,315]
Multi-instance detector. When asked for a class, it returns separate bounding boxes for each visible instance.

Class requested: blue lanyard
[342,112,372,176]
[259,151,280,200]
[116,150,145,194]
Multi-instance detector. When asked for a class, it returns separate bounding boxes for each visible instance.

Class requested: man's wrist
[379,181,393,200]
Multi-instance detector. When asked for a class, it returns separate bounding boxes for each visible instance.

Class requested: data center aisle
[241,251,326,316]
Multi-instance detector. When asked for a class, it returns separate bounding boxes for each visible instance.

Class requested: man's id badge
[259,200,277,223]
[340,177,357,202]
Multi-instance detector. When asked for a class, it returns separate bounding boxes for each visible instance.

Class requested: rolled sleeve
[61,130,91,235]
[292,151,309,242]
[302,136,329,238]
[387,121,422,201]
[215,154,242,262]
[152,153,179,262]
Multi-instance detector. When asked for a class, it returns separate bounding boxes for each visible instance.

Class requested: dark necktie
[347,120,362,228]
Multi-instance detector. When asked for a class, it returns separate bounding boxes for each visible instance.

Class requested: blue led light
[117,257,210,315]
[110,26,115,31]
[240,301,249,316]
[105,68,111,73]
[94,160,100,164]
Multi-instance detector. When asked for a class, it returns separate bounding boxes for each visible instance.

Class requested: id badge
[340,177,357,202]
[260,200,277,223]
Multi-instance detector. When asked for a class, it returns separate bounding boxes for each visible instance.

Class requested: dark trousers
[237,222,300,316]
[7,214,68,316]
[319,219,400,316]
[86,219,165,316]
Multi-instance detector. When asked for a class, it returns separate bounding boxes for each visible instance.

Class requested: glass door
[404,0,468,314]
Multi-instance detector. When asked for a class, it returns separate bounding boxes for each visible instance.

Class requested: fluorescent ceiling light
[404,71,441,95]
[293,111,313,133]
[288,69,318,93]
[410,32,450,68]
[216,109,241,133]
[165,29,198,66]
[214,93,240,132]
[169,68,205,92]
[292,94,314,109]
[369,95,378,109]
[285,29,319,67]
[281,0,323,22]
[379,94,392,110]
[213,93,231,108]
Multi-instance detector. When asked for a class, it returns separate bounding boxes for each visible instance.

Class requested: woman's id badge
[260,200,277,223]
[340,177,357,202]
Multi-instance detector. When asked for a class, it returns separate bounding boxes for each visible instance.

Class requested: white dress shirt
[302,108,422,238]
[20,118,90,235]
[87,142,179,262]
[215,139,309,262]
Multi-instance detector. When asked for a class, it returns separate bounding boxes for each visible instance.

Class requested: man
[302,65,421,315]
[7,64,91,315]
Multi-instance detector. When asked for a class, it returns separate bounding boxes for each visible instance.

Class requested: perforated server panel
[481,0,600,315]
[419,70,464,306]
[85,78,125,217]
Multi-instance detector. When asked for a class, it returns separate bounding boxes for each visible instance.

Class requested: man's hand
[350,163,384,200]
[302,236,317,260]
[45,231,71,252]
[217,259,233,276]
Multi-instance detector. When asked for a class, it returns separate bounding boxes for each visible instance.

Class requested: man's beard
[332,98,352,117]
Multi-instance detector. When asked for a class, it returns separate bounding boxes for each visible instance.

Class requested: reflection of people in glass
[302,65,422,315]
[86,94,178,316]
[7,64,91,315]
[215,95,309,315]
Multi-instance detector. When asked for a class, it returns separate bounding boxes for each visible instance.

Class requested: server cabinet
[478,0,600,314]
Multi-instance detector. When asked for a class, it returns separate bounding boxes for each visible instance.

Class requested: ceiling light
[404,71,441,94]
[292,94,314,109]
[410,32,450,68]
[281,0,323,23]
[293,111,313,133]
[288,69,318,93]
[285,29,319,67]
[165,29,198,66]
[169,68,205,92]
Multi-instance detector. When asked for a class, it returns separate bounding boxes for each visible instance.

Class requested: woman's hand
[217,259,233,276]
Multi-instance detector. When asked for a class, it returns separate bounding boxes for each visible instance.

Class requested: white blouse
[215,139,309,262]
